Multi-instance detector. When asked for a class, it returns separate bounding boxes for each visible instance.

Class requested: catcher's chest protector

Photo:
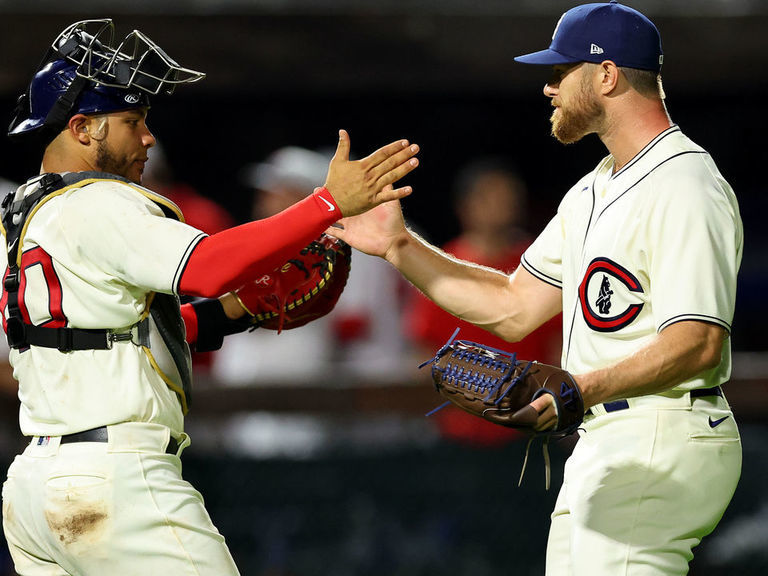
[0,171,193,412]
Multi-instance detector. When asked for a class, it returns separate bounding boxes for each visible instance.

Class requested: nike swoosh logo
[318,195,336,212]
[708,415,730,428]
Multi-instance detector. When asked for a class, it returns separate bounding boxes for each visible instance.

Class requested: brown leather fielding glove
[424,335,584,436]
[233,233,351,333]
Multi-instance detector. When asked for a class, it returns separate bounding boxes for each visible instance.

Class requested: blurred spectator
[212,146,406,386]
[143,142,235,235]
[405,159,562,447]
[143,143,237,373]
[330,250,406,379]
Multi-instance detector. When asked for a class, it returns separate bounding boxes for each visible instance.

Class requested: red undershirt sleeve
[177,189,340,297]
[180,303,198,344]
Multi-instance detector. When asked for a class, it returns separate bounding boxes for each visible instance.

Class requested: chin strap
[42,74,89,137]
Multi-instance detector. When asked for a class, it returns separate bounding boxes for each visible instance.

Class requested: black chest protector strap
[2,172,163,352]
[2,172,193,411]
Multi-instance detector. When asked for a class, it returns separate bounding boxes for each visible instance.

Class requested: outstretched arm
[176,131,419,348]
[328,200,562,343]
[179,131,419,298]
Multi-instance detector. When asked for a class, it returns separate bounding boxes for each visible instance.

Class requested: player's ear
[67,114,91,145]
[598,60,620,95]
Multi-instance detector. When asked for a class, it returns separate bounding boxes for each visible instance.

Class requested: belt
[60,426,180,455]
[587,386,723,416]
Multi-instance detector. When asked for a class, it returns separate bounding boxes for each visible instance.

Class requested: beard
[550,73,605,144]
[96,139,138,183]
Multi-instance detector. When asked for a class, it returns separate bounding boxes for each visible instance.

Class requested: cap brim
[514,48,581,66]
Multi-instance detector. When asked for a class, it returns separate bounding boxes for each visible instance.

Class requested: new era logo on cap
[514,1,664,72]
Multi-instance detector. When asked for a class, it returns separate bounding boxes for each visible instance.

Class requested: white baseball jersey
[0,175,205,437]
[521,126,742,404]
[521,126,743,575]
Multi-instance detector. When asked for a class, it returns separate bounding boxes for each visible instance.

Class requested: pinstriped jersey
[521,126,742,393]
[0,176,205,437]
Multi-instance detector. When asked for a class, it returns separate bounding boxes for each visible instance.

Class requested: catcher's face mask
[9,18,205,145]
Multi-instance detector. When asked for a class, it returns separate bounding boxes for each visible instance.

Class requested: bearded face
[550,66,605,144]
[96,138,137,182]
[90,110,152,184]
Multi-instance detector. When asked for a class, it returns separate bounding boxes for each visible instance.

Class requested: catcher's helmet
[9,18,205,145]
[9,59,150,138]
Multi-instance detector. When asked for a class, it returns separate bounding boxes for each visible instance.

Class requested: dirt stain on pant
[44,479,111,549]
[46,507,108,545]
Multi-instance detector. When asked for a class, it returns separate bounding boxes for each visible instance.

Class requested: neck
[41,155,96,176]
[599,99,672,172]
[41,134,97,176]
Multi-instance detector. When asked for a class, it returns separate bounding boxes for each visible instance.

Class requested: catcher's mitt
[233,233,351,333]
[422,330,584,437]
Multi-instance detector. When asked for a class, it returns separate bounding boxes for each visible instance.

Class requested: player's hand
[324,130,419,217]
[530,393,558,432]
[324,198,408,260]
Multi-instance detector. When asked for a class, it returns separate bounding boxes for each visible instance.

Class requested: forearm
[387,230,560,342]
[178,191,339,297]
[388,231,514,326]
[576,321,726,409]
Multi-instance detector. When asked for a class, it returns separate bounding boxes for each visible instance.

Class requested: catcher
[0,18,417,576]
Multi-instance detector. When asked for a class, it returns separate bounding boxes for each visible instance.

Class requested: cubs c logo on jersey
[578,257,644,332]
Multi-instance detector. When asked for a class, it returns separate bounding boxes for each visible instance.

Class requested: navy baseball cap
[514,1,663,72]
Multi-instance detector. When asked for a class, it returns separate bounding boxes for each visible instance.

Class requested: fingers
[374,184,413,204]
[531,394,554,413]
[373,154,419,191]
[510,394,557,431]
[531,394,558,431]
[332,129,351,163]
[361,138,412,168]
[324,225,344,240]
[339,135,419,191]
[369,143,420,184]
[509,405,539,427]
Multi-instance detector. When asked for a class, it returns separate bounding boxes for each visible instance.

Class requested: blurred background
[1,1,767,574]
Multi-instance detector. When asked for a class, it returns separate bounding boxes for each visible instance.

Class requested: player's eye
[549,64,576,85]
[548,69,565,85]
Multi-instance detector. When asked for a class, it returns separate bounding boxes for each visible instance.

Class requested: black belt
[587,386,723,416]
[60,426,180,455]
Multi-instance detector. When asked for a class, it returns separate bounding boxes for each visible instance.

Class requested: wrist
[312,186,342,216]
[384,228,416,266]
[190,298,252,352]
[220,292,249,319]
[573,371,605,410]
